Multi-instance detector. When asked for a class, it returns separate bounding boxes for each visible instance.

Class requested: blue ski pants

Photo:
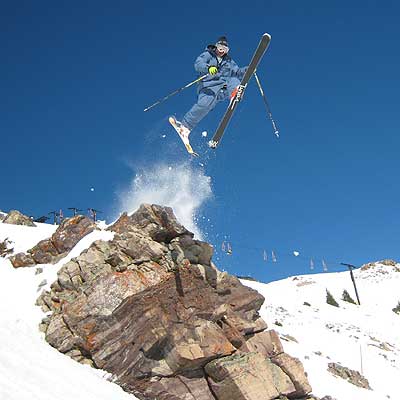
[182,77,241,131]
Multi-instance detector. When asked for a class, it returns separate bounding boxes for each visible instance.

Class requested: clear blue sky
[2,1,400,282]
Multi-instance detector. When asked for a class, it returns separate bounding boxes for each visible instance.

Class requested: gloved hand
[208,66,218,75]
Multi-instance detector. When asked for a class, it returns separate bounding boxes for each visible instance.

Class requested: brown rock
[36,203,311,400]
[29,239,59,264]
[10,252,36,268]
[115,231,167,264]
[271,353,312,397]
[67,267,237,377]
[46,313,77,353]
[241,330,284,357]
[3,210,36,227]
[172,235,213,265]
[211,305,267,348]
[9,215,96,267]
[215,272,265,328]
[52,215,96,254]
[219,318,246,349]
[123,374,216,400]
[327,362,371,390]
[205,352,295,400]
[109,204,192,242]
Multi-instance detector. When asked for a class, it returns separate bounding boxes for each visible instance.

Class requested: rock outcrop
[327,362,371,390]
[10,215,96,268]
[3,210,36,226]
[36,204,312,400]
[361,259,400,273]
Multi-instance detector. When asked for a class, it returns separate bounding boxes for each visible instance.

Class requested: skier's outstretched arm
[194,52,213,75]
[230,60,248,79]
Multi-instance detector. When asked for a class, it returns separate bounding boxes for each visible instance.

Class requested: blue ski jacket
[194,45,247,94]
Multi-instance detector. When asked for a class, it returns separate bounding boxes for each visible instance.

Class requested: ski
[169,116,199,156]
[209,33,271,149]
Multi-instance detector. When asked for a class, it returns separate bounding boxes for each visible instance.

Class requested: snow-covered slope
[0,221,57,254]
[242,264,400,400]
[0,220,135,400]
[1,216,399,400]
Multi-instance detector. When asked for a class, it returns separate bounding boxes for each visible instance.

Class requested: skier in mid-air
[169,36,247,151]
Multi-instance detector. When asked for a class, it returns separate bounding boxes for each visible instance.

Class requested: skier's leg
[181,89,218,132]
[226,77,241,98]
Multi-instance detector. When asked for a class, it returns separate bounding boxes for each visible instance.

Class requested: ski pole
[253,71,280,138]
[144,74,208,112]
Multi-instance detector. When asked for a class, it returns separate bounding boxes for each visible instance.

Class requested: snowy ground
[1,218,399,400]
[242,265,400,400]
[0,221,135,400]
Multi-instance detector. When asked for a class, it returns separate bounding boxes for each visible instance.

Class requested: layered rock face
[37,204,312,400]
[10,215,96,267]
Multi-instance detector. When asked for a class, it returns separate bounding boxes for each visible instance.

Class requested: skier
[170,36,247,148]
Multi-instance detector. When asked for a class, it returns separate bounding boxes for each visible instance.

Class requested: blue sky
[2,1,400,282]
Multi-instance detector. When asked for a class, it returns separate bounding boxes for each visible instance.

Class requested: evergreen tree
[392,301,400,315]
[342,289,357,305]
[326,289,339,307]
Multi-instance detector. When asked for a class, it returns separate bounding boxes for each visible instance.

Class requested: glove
[208,66,218,75]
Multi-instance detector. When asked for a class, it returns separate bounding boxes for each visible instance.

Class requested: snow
[1,217,399,400]
[117,162,212,239]
[242,266,400,400]
[0,222,56,254]
[0,220,134,400]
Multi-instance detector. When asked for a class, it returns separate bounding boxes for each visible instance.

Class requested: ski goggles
[216,43,229,53]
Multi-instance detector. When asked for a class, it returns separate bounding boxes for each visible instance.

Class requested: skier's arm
[194,52,214,75]
[230,60,248,79]
[236,66,248,79]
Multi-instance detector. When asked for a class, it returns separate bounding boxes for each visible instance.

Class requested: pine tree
[392,301,400,315]
[326,289,339,307]
[342,289,357,305]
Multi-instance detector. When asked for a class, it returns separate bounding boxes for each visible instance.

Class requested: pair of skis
[170,33,273,155]
[208,32,272,149]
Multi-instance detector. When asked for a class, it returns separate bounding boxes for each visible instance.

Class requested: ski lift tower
[48,211,58,225]
[68,207,83,217]
[88,208,102,222]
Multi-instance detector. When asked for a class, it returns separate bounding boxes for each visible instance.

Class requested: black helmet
[216,36,228,47]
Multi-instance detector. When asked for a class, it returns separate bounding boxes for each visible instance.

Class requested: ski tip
[262,33,272,40]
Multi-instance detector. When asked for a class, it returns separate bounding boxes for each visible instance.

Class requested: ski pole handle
[144,74,208,112]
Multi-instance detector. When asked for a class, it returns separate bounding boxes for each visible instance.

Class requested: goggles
[216,43,229,53]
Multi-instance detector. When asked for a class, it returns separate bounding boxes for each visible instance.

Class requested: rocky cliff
[10,215,96,267]
[36,204,312,400]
